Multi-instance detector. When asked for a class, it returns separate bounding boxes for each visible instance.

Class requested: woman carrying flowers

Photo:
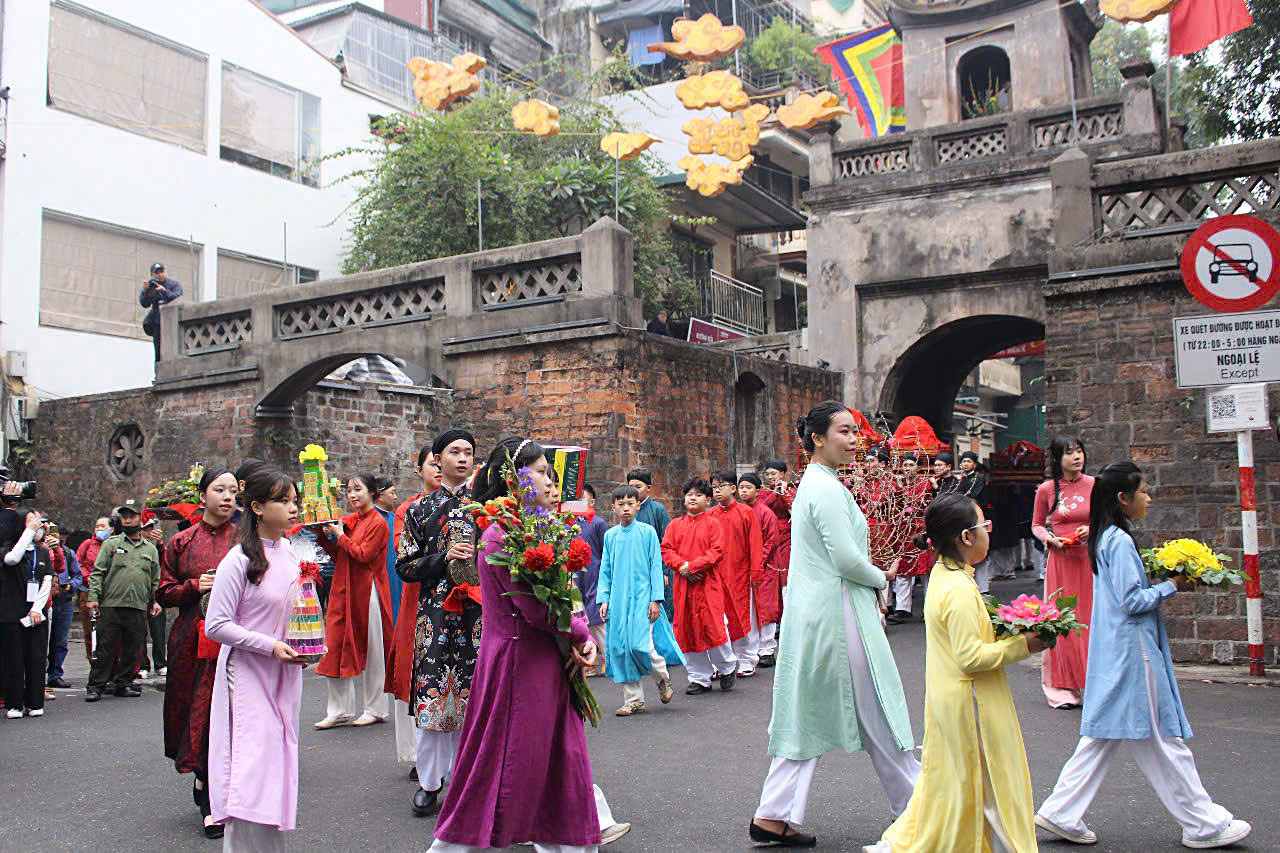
[429,436,601,853]
[867,493,1045,853]
[1036,462,1250,850]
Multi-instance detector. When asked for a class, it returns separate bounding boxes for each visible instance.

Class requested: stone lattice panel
[1033,107,1124,149]
[835,144,911,179]
[936,127,1008,164]
[181,311,253,355]
[275,279,446,339]
[744,345,789,362]
[1098,171,1280,235]
[475,256,583,307]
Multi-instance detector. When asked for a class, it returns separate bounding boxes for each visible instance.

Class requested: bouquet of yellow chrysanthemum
[1140,538,1244,587]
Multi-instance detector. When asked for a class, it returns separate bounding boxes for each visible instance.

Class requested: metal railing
[699,270,766,334]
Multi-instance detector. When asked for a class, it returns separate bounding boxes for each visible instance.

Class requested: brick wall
[32,330,840,540]
[1045,278,1280,665]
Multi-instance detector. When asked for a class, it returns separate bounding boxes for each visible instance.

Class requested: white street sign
[1173,309,1280,388]
[1206,384,1270,433]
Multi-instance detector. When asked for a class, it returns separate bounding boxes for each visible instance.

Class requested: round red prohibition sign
[1180,214,1280,312]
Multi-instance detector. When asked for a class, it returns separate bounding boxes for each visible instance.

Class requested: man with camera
[139,261,184,362]
[85,499,161,702]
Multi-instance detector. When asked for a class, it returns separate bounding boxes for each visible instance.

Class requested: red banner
[687,318,747,345]
[990,340,1045,359]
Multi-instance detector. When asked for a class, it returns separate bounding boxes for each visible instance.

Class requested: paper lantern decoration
[512,99,561,137]
[600,131,659,160]
[677,154,752,197]
[298,443,342,525]
[1099,0,1178,22]
[676,71,750,112]
[777,91,850,130]
[407,52,487,112]
[543,446,588,502]
[648,14,746,63]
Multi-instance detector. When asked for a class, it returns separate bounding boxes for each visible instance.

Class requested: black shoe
[889,610,911,623]
[685,682,711,695]
[885,611,904,624]
[114,684,143,698]
[757,654,776,669]
[84,688,103,703]
[47,677,72,689]
[719,670,737,691]
[409,767,419,782]
[749,819,817,847]
[412,787,440,817]
[203,822,225,840]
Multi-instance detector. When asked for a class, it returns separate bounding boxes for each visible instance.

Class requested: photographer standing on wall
[140,262,183,362]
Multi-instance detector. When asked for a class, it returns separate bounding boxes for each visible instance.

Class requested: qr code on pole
[1209,393,1237,420]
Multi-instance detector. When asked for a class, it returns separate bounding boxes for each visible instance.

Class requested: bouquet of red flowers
[466,462,601,727]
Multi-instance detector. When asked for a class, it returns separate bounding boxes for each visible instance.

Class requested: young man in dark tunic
[395,428,480,817]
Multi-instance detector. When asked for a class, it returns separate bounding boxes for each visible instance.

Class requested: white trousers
[891,576,915,614]
[593,785,615,831]
[223,819,285,853]
[731,591,761,673]
[416,727,461,792]
[324,586,389,720]
[394,699,417,763]
[988,545,1020,578]
[973,560,992,594]
[1022,538,1046,579]
[754,591,920,824]
[759,622,778,656]
[429,842,595,853]
[1038,656,1233,842]
[620,624,671,705]
[686,636,737,688]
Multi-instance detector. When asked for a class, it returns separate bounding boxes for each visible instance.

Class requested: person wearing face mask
[75,517,112,665]
[85,500,161,702]
[42,522,82,691]
[314,472,393,730]
[2,511,55,717]
[156,467,241,839]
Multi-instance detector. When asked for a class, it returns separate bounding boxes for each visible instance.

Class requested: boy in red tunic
[660,479,738,694]
[710,471,763,676]
[736,473,783,669]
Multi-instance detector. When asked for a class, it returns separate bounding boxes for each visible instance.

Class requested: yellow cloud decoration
[407,52,487,112]
[648,14,746,63]
[677,154,752,198]
[512,99,561,137]
[776,91,849,130]
[676,71,750,112]
[600,132,660,160]
[1099,0,1178,21]
[682,104,771,161]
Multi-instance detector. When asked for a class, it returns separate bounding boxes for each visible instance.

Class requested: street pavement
[2,573,1275,852]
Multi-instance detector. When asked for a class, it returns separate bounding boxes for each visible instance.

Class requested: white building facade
[0,0,398,406]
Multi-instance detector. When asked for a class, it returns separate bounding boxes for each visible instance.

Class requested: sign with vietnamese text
[1206,384,1270,433]
[687,317,747,345]
[1180,215,1280,313]
[1173,309,1280,388]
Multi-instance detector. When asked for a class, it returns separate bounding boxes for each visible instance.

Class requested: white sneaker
[313,714,354,730]
[600,822,632,845]
[1036,814,1098,845]
[5,709,22,719]
[1182,820,1251,849]
[138,669,149,679]
[157,667,168,677]
[27,708,44,717]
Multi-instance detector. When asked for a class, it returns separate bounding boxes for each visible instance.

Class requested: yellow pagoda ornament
[298,443,342,525]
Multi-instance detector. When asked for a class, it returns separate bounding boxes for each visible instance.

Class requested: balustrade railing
[275,279,445,340]
[700,270,766,334]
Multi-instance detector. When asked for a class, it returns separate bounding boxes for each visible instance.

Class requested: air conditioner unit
[5,350,27,378]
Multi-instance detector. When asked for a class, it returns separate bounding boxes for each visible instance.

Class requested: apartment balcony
[698,270,767,335]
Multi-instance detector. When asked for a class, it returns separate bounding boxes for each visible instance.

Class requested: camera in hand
[0,467,37,500]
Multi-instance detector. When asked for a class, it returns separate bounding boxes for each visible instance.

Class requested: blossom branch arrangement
[466,455,602,727]
[984,589,1087,649]
[1141,538,1243,588]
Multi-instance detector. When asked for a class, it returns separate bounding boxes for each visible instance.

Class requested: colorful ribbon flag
[815,24,906,138]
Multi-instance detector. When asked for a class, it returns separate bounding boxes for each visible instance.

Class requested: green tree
[1183,0,1280,142]
[744,19,831,84]
[338,89,697,315]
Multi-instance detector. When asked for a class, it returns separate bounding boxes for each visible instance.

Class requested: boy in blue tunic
[597,485,685,717]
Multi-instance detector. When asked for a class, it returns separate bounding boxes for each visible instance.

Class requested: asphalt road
[2,574,1275,852]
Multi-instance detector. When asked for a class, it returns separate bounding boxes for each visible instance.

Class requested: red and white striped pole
[1238,429,1265,676]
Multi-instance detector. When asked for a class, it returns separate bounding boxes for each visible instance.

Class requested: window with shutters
[220,63,321,187]
[46,1,208,152]
[39,212,202,340]
[216,250,317,298]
